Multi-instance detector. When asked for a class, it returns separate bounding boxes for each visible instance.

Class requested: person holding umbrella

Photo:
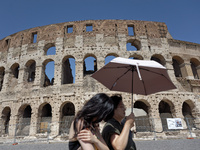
[102,94,137,150]
[68,93,114,150]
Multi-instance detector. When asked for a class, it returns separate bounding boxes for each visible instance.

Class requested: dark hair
[73,93,114,136]
[111,94,122,109]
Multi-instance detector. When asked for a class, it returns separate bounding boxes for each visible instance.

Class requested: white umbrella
[91,57,176,112]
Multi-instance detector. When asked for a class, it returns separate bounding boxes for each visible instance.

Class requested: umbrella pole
[131,67,133,113]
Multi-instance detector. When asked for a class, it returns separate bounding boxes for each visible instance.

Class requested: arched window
[11,63,20,79]
[151,54,165,66]
[60,102,75,134]
[159,100,173,131]
[1,107,11,134]
[126,42,137,51]
[172,57,183,77]
[190,58,200,79]
[182,101,195,129]
[17,105,32,136]
[134,101,151,132]
[38,103,52,133]
[44,43,56,55]
[0,67,5,91]
[26,60,36,82]
[129,55,143,60]
[105,55,116,65]
[46,46,56,55]
[126,39,141,51]
[83,56,97,76]
[43,60,54,87]
[62,57,75,84]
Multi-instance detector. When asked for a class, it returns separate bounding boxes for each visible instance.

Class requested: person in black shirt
[102,94,137,150]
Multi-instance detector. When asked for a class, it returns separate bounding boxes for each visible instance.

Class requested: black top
[68,140,81,150]
[102,118,136,150]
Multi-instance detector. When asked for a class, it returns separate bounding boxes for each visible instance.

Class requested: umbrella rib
[140,68,173,94]
[140,68,169,79]
[110,67,133,90]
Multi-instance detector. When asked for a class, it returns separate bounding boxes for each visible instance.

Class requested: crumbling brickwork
[0,20,200,140]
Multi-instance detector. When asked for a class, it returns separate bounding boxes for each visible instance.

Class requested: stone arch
[129,54,143,60]
[1,107,11,135]
[126,39,141,51]
[182,100,195,117]
[44,43,56,55]
[62,55,75,84]
[38,102,52,133]
[16,104,32,136]
[134,100,152,132]
[42,59,55,87]
[182,100,197,129]
[25,60,36,82]
[59,102,75,134]
[172,56,184,77]
[190,58,200,79]
[151,54,166,66]
[0,67,5,91]
[159,99,175,131]
[10,63,20,79]
[83,54,97,76]
[105,53,118,65]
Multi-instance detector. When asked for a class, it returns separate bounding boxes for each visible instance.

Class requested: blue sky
[0,0,199,43]
[1,0,200,81]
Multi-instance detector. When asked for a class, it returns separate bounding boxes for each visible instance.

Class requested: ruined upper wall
[0,20,171,52]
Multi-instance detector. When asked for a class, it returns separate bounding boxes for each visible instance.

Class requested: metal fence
[0,117,199,144]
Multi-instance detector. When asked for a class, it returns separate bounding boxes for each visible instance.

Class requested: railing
[0,117,199,144]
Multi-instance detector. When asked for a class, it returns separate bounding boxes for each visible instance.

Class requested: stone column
[49,102,60,136]
[33,65,43,89]
[75,59,83,84]
[8,113,17,137]
[17,67,26,90]
[54,62,61,86]
[54,37,64,86]
[1,68,12,91]
[196,66,200,79]
[29,108,38,136]
[180,61,194,79]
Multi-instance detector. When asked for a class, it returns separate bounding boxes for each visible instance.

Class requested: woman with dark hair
[102,94,137,150]
[68,93,114,150]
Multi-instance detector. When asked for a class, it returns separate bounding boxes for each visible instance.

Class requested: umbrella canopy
[91,57,176,96]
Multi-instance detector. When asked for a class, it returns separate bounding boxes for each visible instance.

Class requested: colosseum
[0,20,200,141]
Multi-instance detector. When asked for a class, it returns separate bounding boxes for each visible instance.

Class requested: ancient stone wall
[0,20,200,139]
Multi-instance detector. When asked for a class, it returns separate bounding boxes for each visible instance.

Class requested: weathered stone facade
[0,20,200,140]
